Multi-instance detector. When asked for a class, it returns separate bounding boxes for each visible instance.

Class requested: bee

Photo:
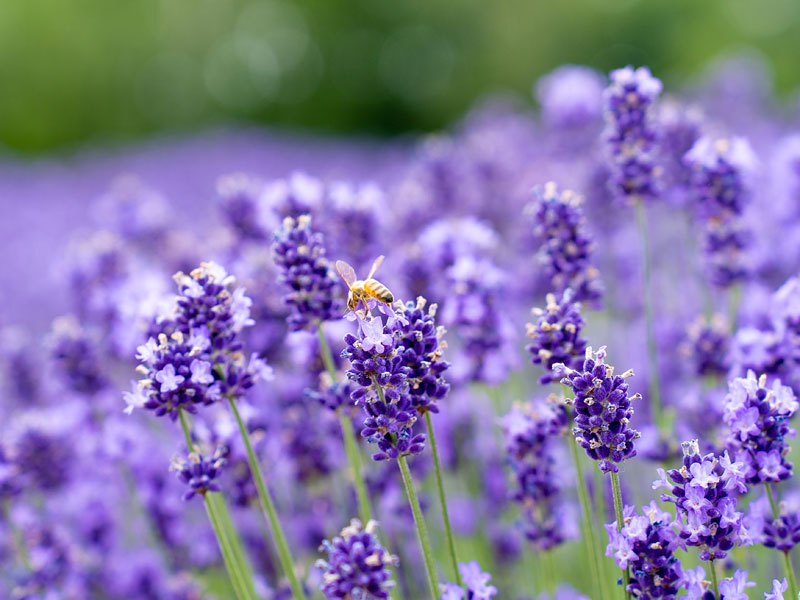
[335,255,394,313]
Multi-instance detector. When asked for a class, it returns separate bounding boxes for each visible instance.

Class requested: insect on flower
[335,255,394,314]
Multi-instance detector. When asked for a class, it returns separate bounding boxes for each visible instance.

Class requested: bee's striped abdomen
[365,279,393,304]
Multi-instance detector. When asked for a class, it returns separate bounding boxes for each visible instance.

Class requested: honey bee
[335,255,394,313]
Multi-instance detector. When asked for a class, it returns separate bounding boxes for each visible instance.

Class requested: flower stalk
[765,483,798,599]
[636,200,665,436]
[397,454,440,600]
[178,408,257,600]
[567,414,607,600]
[610,471,630,600]
[317,322,372,523]
[425,411,462,588]
[227,395,307,600]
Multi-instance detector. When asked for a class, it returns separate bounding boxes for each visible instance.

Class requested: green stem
[567,421,607,600]
[211,492,259,599]
[178,409,194,449]
[178,409,255,598]
[728,283,741,334]
[397,455,440,600]
[766,484,798,598]
[338,408,372,523]
[204,493,251,600]
[610,472,631,600]
[635,200,665,436]
[316,322,338,381]
[425,411,462,588]
[228,396,307,600]
[542,550,557,595]
[594,467,615,591]
[318,322,373,525]
[709,559,719,599]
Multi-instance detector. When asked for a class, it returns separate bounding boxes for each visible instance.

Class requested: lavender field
[4,56,800,600]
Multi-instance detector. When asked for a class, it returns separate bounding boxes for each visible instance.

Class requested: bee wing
[366,255,385,280]
[335,260,357,288]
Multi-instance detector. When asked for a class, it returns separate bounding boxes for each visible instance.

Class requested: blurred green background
[1,0,799,154]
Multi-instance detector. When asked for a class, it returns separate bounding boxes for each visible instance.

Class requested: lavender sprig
[555,346,640,474]
[528,183,604,305]
[315,519,398,600]
[604,502,684,599]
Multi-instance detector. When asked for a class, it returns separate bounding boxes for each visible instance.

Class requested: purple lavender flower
[440,255,519,384]
[500,397,571,550]
[729,326,790,383]
[654,440,746,560]
[131,262,270,419]
[604,501,685,599]
[763,508,800,553]
[6,414,77,493]
[535,65,604,129]
[315,519,397,600]
[92,175,171,243]
[680,314,730,378]
[603,65,663,202]
[771,275,800,377]
[657,99,703,202]
[766,579,788,600]
[684,136,758,220]
[772,275,800,336]
[47,315,108,395]
[718,569,755,599]
[527,183,604,304]
[170,446,227,500]
[684,136,757,287]
[723,371,797,484]
[525,289,588,384]
[271,214,340,331]
[12,524,89,598]
[310,379,360,413]
[392,297,450,415]
[555,346,640,473]
[322,181,385,267]
[262,171,324,219]
[342,314,425,461]
[217,173,270,242]
[440,560,498,600]
[0,444,21,499]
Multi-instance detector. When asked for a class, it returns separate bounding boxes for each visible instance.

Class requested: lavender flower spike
[555,346,641,473]
[342,313,425,461]
[528,183,604,304]
[170,446,227,501]
[603,65,663,202]
[501,397,571,550]
[605,502,685,599]
[654,440,747,561]
[525,289,588,384]
[272,214,339,331]
[131,262,269,419]
[684,136,758,287]
[316,519,398,600]
[724,370,798,485]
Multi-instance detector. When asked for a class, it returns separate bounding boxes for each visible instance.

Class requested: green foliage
[1,0,799,153]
